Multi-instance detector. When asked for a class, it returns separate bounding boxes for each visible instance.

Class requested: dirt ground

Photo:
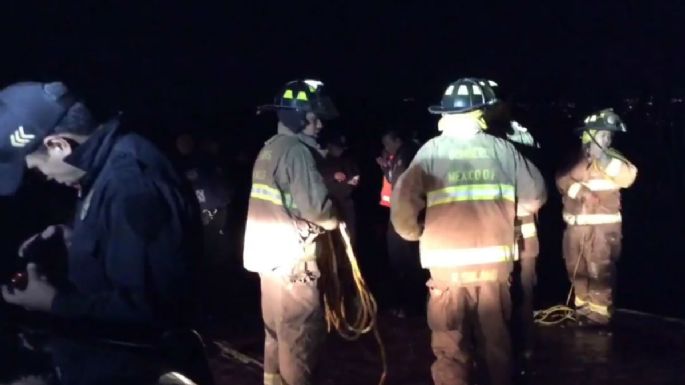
[205,309,685,385]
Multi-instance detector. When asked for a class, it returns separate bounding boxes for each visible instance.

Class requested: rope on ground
[321,222,387,385]
[534,231,589,326]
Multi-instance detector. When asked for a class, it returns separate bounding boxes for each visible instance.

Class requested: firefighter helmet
[429,78,498,114]
[258,79,338,119]
[577,108,626,133]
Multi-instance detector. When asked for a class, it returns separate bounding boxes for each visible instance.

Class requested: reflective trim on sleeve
[605,158,623,177]
[567,182,582,199]
[583,179,620,191]
[563,212,622,225]
[516,222,537,238]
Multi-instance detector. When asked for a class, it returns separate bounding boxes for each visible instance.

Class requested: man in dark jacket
[0,81,202,385]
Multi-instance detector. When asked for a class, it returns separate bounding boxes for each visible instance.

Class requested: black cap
[0,81,76,195]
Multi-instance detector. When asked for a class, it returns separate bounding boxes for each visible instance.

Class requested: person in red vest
[376,129,420,317]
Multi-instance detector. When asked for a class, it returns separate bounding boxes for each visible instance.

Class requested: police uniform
[49,119,201,384]
[0,82,203,384]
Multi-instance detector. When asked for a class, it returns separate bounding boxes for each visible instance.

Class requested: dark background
[0,1,683,318]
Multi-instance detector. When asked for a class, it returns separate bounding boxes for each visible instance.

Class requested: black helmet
[258,79,338,119]
[429,78,498,114]
[577,108,626,133]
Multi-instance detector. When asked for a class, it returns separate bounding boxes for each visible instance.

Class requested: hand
[334,172,347,182]
[19,225,71,258]
[347,175,360,186]
[2,263,57,312]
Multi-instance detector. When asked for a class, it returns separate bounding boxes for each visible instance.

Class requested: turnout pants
[563,223,622,324]
[260,262,325,385]
[427,274,512,385]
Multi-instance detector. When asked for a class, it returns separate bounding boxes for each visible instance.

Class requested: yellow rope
[533,229,591,326]
[321,222,387,385]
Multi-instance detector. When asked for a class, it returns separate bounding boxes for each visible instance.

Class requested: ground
[205,309,685,385]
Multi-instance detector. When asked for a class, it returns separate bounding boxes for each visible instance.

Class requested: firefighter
[0,82,203,384]
[376,129,421,317]
[391,78,546,385]
[244,79,338,385]
[556,108,637,326]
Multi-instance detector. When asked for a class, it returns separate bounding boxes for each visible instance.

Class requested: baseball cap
[0,81,76,195]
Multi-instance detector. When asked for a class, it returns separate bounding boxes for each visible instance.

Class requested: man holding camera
[0,81,203,385]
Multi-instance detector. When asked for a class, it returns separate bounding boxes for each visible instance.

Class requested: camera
[7,227,69,292]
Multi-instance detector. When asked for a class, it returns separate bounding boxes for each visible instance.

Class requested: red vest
[380,177,392,207]
[379,154,395,207]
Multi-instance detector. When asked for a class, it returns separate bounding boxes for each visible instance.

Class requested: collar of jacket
[64,118,121,192]
[277,121,298,136]
[296,132,328,157]
[438,114,482,139]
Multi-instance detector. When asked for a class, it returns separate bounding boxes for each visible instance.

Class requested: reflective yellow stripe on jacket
[250,183,297,209]
[426,184,515,207]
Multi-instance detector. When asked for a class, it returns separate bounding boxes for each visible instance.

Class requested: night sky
[1,1,683,129]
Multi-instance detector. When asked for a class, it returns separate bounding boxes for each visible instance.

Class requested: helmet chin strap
[584,130,610,159]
